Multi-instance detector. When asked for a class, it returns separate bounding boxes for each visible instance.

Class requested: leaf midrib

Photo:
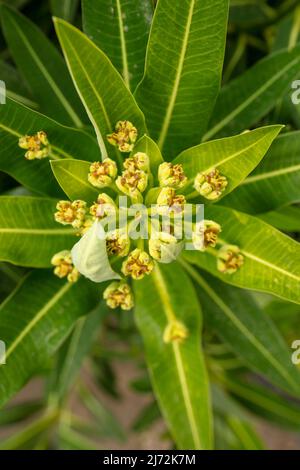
[182,262,299,391]
[5,281,73,359]
[153,265,202,449]
[0,228,75,235]
[157,0,195,150]
[116,0,130,88]
[203,55,300,140]
[8,14,82,128]
[241,163,300,185]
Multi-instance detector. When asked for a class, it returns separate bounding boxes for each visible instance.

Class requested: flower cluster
[48,121,244,317]
[18,131,50,160]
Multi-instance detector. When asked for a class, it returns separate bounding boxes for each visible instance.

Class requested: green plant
[0,0,300,450]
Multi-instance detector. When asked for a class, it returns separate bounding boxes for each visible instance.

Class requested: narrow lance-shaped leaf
[71,220,121,283]
[204,45,300,140]
[181,264,300,395]
[0,4,86,127]
[54,18,147,163]
[51,159,100,204]
[174,125,282,202]
[0,270,100,408]
[183,205,300,305]
[0,197,77,268]
[134,263,212,450]
[135,0,229,158]
[82,0,153,90]
[259,206,300,233]
[222,132,300,214]
[0,97,101,197]
[0,60,37,109]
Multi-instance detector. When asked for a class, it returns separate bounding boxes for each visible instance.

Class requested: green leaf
[204,45,300,140]
[183,205,300,305]
[259,206,300,233]
[82,0,153,90]
[50,0,79,22]
[0,60,37,109]
[0,97,101,197]
[71,220,121,283]
[130,135,163,184]
[174,125,282,201]
[49,304,107,401]
[135,0,229,157]
[0,4,86,127]
[0,270,100,408]
[182,264,300,394]
[51,159,99,204]
[222,132,300,214]
[134,263,212,450]
[54,18,147,163]
[0,196,77,267]
[224,376,300,430]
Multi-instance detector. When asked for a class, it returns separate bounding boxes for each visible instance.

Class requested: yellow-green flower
[54,200,87,229]
[103,281,134,310]
[192,220,221,251]
[88,159,117,188]
[149,232,182,263]
[116,169,148,200]
[158,162,187,188]
[217,244,244,274]
[106,229,130,257]
[122,248,154,280]
[124,152,150,172]
[157,187,186,214]
[90,193,116,219]
[107,120,138,152]
[51,250,79,283]
[18,131,50,160]
[194,168,228,200]
[163,319,188,343]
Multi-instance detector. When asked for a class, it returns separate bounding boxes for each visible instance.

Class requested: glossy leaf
[0,270,100,408]
[0,4,86,127]
[51,159,99,204]
[0,97,100,197]
[71,220,121,283]
[183,205,300,305]
[259,206,300,233]
[135,0,229,157]
[174,125,282,201]
[182,265,300,394]
[205,45,300,140]
[222,132,300,214]
[51,0,79,22]
[0,196,77,267]
[54,18,147,163]
[82,0,153,90]
[134,263,212,450]
[0,60,37,109]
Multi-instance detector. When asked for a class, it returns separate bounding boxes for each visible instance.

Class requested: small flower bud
[51,250,79,283]
[88,159,117,188]
[194,168,228,200]
[106,229,130,257]
[149,232,182,263]
[18,131,50,160]
[122,248,154,280]
[192,219,221,251]
[77,217,94,236]
[158,162,187,189]
[54,200,87,229]
[107,120,138,152]
[124,152,150,172]
[103,281,134,310]
[156,187,186,215]
[217,244,244,274]
[90,193,116,220]
[116,169,148,199]
[163,319,188,343]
